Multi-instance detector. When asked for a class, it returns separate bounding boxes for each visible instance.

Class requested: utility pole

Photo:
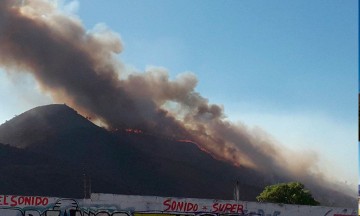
[83,171,91,199]
[234,180,240,201]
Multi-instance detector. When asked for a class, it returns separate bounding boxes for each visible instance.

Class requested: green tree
[256,182,320,206]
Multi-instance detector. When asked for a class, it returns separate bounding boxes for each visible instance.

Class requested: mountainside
[0,104,99,148]
[0,104,266,200]
[0,104,355,207]
[0,142,84,197]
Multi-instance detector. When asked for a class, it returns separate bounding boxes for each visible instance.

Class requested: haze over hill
[0,104,356,207]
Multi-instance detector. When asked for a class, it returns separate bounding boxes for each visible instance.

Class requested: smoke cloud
[0,0,355,205]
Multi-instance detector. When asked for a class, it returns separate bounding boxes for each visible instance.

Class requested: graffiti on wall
[0,194,356,216]
[163,198,244,213]
[0,195,50,207]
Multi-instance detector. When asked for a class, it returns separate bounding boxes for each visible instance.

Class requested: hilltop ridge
[0,104,355,207]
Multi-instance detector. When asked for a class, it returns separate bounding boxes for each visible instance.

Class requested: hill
[0,104,265,200]
[0,104,355,207]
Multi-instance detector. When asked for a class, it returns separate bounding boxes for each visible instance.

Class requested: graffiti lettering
[256,209,281,216]
[163,199,198,212]
[0,196,48,207]
[0,194,356,216]
[212,203,243,213]
[24,210,41,216]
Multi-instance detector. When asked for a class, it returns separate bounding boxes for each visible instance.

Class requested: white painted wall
[0,193,356,216]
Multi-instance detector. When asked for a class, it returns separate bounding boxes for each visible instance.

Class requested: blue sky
[0,0,358,185]
[77,0,357,120]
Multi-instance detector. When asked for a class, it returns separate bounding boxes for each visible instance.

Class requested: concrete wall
[0,193,356,216]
